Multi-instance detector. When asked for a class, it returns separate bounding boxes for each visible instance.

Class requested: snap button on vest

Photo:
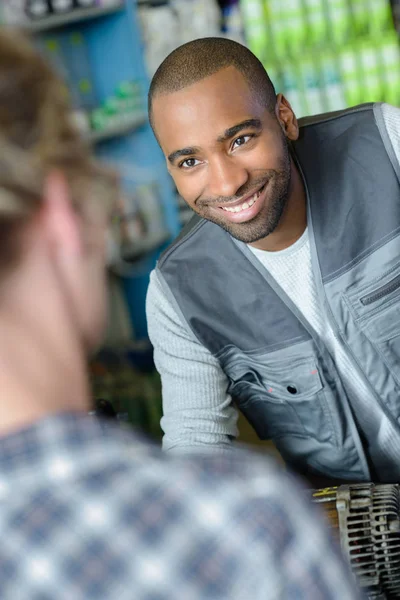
[287,385,298,395]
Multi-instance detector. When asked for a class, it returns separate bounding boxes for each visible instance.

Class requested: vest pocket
[345,266,400,388]
[227,358,338,447]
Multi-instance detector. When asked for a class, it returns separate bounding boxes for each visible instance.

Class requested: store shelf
[25,3,125,34]
[137,0,169,6]
[89,112,147,144]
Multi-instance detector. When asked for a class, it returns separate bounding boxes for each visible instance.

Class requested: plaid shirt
[0,413,363,600]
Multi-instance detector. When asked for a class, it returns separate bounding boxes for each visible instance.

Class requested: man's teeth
[221,187,263,213]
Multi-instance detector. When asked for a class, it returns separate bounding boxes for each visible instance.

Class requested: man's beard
[196,136,292,244]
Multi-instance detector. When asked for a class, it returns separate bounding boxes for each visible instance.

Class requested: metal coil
[312,484,400,599]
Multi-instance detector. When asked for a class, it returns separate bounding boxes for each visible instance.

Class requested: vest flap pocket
[226,356,336,446]
[228,358,323,402]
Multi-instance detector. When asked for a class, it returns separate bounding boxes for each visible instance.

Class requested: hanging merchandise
[49,0,74,13]
[25,0,51,18]
[138,0,221,78]
[138,3,180,78]
[171,0,221,45]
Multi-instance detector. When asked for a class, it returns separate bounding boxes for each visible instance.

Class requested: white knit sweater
[146,104,400,470]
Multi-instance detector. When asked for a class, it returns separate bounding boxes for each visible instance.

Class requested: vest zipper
[360,274,400,306]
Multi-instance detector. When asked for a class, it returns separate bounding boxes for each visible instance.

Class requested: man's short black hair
[148,37,276,134]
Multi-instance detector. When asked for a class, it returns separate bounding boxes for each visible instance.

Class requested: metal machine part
[312,484,400,599]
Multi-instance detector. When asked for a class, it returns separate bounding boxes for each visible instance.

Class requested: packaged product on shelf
[339,44,363,106]
[138,3,180,78]
[366,0,393,37]
[350,0,369,37]
[36,35,81,105]
[319,50,347,112]
[281,62,307,118]
[298,57,325,115]
[357,39,384,103]
[379,33,400,106]
[237,0,269,61]
[265,0,286,60]
[279,0,308,57]
[103,97,122,127]
[61,31,98,110]
[172,0,221,45]
[325,0,352,46]
[115,81,144,114]
[265,64,281,98]
[90,107,108,131]
[2,0,30,24]
[26,0,51,19]
[49,0,74,12]
[303,0,328,50]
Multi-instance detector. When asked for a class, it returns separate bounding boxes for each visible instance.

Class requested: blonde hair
[0,30,118,271]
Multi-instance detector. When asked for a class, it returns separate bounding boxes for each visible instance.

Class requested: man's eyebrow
[168,146,200,164]
[217,119,262,143]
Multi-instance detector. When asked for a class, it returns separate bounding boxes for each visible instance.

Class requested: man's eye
[179,158,199,169]
[232,135,252,149]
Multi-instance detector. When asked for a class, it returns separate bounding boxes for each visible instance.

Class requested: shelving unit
[1,0,179,341]
[89,111,147,144]
[25,3,125,33]
[137,0,169,6]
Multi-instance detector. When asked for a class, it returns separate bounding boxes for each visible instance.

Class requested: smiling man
[147,37,400,484]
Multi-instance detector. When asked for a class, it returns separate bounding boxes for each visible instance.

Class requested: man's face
[152,67,295,244]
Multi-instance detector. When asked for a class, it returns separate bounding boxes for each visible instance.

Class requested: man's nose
[208,155,249,199]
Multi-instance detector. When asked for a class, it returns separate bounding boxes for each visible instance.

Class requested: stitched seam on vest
[323,227,400,284]
[298,102,375,129]
[158,217,207,267]
[374,103,400,183]
[214,336,309,359]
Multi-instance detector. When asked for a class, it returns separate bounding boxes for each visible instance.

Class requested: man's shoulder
[157,214,228,271]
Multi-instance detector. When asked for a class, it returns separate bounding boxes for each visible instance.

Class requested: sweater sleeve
[146,269,239,453]
[381,103,400,165]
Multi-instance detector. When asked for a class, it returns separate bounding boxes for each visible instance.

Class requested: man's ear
[275,93,299,142]
[41,170,82,258]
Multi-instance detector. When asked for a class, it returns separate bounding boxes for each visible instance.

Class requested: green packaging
[357,40,384,103]
[365,0,393,38]
[90,108,109,132]
[266,0,288,60]
[319,50,347,112]
[280,0,308,57]
[264,64,282,98]
[379,33,400,106]
[325,0,351,46]
[339,44,363,106]
[241,0,270,62]
[281,62,308,117]
[115,81,143,114]
[298,57,325,115]
[303,0,328,50]
[350,0,369,37]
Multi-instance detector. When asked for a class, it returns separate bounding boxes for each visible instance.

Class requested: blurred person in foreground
[147,37,400,485]
[0,30,363,600]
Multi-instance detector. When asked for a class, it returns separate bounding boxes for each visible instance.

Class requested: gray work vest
[156,103,400,481]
